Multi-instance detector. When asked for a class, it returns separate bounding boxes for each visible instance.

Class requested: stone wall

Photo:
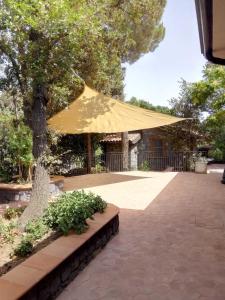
[0,177,64,203]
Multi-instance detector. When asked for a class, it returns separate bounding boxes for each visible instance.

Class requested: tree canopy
[0,0,167,224]
[128,96,172,115]
[191,64,225,160]
[0,0,166,117]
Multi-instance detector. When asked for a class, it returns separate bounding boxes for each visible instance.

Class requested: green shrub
[25,218,49,241]
[43,191,107,235]
[139,160,150,171]
[209,148,223,161]
[4,206,26,220]
[0,219,16,244]
[14,238,33,257]
[0,115,33,182]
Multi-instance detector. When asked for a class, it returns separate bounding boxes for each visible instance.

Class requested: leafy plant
[14,238,33,257]
[25,218,49,241]
[0,219,17,244]
[4,206,26,220]
[43,191,107,235]
[139,160,150,171]
[209,148,224,161]
[0,115,33,182]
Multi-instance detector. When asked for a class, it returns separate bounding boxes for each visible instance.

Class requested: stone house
[100,127,197,171]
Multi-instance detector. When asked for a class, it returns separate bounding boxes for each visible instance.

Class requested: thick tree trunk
[86,133,92,174]
[122,132,129,171]
[19,84,49,227]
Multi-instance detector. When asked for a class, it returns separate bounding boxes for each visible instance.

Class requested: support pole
[87,133,92,174]
[122,132,129,171]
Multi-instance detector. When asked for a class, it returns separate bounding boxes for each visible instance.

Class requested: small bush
[4,206,26,220]
[139,160,150,171]
[14,238,33,257]
[209,148,223,161]
[0,219,16,244]
[43,191,107,235]
[25,218,49,241]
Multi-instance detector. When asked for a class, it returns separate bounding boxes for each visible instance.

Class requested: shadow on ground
[63,173,148,191]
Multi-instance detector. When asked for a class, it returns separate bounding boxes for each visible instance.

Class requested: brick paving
[58,165,225,300]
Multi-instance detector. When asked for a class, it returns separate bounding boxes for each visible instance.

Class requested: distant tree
[128,96,172,115]
[0,0,166,225]
[165,79,204,151]
[169,80,202,119]
[128,80,204,151]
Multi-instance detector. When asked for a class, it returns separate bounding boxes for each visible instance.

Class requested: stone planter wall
[195,162,207,174]
[0,176,64,203]
[0,204,119,300]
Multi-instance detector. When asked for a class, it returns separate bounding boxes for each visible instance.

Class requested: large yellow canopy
[48,85,185,134]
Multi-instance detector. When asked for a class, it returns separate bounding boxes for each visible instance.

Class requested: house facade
[100,127,197,171]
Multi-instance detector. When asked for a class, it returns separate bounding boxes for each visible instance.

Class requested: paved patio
[59,165,225,300]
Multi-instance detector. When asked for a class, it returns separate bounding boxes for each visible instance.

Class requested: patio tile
[58,166,225,300]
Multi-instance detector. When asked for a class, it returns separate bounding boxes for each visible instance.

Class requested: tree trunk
[19,84,49,227]
[86,133,92,174]
[122,132,129,171]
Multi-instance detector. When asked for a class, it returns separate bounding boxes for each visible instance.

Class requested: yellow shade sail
[48,85,185,134]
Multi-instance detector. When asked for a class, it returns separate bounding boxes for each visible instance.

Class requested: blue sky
[124,0,206,106]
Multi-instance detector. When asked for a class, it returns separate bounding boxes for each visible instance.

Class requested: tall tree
[191,63,225,159]
[166,80,203,151]
[0,0,166,225]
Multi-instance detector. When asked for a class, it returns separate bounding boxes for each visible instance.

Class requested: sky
[124,0,207,106]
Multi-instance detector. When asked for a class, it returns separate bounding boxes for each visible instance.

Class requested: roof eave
[195,0,225,65]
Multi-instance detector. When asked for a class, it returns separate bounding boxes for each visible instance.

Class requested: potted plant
[194,154,208,174]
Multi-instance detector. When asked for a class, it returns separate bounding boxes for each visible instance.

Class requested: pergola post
[86,133,92,174]
[122,132,129,171]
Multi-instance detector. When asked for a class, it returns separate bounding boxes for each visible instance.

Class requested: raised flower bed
[0,176,64,203]
[0,190,119,300]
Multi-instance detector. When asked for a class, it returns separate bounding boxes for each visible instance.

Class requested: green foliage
[92,163,105,174]
[43,191,107,234]
[4,206,26,220]
[13,217,48,257]
[25,218,49,241]
[0,0,166,115]
[0,219,16,244]
[190,64,225,158]
[192,64,225,112]
[0,0,166,220]
[128,97,172,115]
[139,160,150,171]
[129,80,204,152]
[14,238,33,257]
[209,148,224,161]
[0,115,33,182]
[169,80,203,119]
[165,80,204,151]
